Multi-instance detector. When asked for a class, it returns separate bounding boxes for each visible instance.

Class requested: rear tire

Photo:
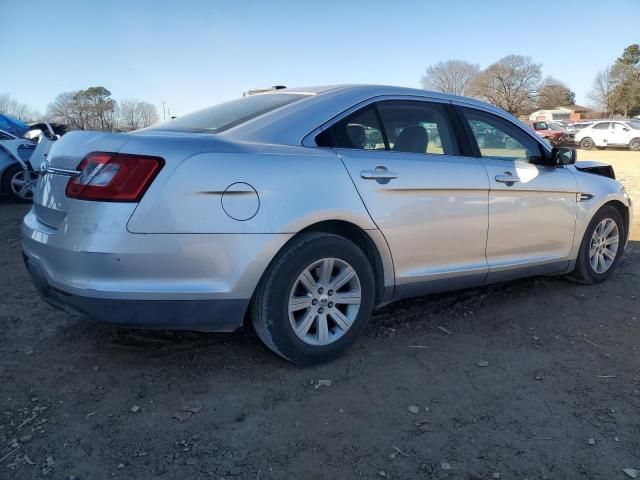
[580,137,594,150]
[629,138,640,151]
[569,205,625,284]
[251,232,375,365]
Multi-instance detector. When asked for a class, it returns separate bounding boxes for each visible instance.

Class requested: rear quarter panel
[127,145,377,234]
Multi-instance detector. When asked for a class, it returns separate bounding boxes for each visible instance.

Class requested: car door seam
[333,149,397,295]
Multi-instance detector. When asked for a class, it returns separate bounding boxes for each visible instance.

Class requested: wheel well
[604,200,630,241]
[299,220,387,305]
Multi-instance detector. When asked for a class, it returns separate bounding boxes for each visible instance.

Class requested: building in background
[529,105,593,122]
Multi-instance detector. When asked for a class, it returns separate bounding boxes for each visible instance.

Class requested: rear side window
[147,93,306,133]
[593,122,611,130]
[316,100,459,156]
[316,106,385,150]
[532,122,548,130]
[460,108,543,162]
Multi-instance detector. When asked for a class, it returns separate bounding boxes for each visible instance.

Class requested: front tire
[251,232,375,365]
[569,205,625,284]
[629,138,640,151]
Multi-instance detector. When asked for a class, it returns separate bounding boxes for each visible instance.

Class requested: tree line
[421,55,574,117]
[421,43,640,118]
[0,87,159,132]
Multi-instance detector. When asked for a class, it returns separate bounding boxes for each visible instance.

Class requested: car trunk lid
[33,131,132,228]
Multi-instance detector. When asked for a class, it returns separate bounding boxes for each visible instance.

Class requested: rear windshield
[148,93,306,133]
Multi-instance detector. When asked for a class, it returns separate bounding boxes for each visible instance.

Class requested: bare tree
[537,77,575,109]
[470,55,542,116]
[46,91,81,127]
[420,60,479,96]
[138,102,159,128]
[0,93,40,122]
[118,99,159,131]
[588,67,621,116]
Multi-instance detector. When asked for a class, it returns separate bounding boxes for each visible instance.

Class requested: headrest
[394,125,428,153]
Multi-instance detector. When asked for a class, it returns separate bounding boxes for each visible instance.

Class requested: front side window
[376,101,457,155]
[461,108,543,162]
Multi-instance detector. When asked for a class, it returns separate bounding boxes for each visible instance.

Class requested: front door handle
[495,172,520,185]
[361,166,398,184]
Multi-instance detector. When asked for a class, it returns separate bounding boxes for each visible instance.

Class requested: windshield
[628,120,640,130]
[147,93,307,133]
[547,123,564,131]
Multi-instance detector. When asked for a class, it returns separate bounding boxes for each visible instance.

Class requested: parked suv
[575,120,640,150]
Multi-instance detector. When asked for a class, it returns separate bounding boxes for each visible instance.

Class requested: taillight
[65,152,164,202]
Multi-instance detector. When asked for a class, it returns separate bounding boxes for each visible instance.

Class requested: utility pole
[161,101,167,122]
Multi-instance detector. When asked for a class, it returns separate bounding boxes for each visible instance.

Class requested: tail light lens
[66,152,164,202]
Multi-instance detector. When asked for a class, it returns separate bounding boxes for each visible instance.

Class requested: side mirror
[551,147,576,166]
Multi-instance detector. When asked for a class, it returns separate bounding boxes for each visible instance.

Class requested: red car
[529,121,573,146]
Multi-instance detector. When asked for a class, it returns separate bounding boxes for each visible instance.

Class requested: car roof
[275,84,487,106]
[225,84,510,145]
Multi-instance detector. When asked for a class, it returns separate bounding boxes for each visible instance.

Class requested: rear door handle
[361,170,399,180]
[360,166,399,183]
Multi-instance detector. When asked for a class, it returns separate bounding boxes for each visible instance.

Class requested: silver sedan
[22,85,633,364]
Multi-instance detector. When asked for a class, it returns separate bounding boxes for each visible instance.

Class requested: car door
[590,122,611,146]
[456,105,578,282]
[315,98,490,297]
[612,122,633,146]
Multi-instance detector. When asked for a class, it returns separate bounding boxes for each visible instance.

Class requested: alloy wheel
[580,137,594,150]
[10,169,37,201]
[589,218,619,274]
[288,258,361,346]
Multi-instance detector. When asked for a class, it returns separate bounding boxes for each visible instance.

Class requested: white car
[575,120,640,151]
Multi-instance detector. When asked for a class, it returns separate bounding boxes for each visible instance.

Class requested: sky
[1,0,639,118]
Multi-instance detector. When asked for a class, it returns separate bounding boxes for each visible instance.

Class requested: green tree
[611,44,640,116]
[74,87,118,131]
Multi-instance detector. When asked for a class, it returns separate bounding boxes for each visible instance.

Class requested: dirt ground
[1,150,639,480]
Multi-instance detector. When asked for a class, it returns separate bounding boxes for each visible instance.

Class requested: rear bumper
[24,254,248,331]
[21,207,292,331]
